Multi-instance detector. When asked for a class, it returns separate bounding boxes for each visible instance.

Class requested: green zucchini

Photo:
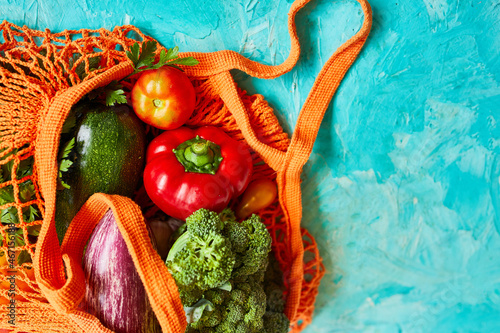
[55,102,146,243]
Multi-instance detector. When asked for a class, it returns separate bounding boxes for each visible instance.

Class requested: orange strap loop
[181,0,311,79]
[58,193,186,333]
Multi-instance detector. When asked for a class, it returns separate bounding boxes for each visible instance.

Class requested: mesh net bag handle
[197,0,373,320]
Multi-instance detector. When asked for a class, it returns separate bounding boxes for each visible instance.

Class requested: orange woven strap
[211,0,372,321]
[56,193,186,333]
[181,0,311,79]
[208,72,286,170]
[281,0,371,319]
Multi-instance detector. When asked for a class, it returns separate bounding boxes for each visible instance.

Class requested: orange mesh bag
[0,0,372,332]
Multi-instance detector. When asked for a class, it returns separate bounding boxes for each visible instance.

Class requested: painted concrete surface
[1,0,499,332]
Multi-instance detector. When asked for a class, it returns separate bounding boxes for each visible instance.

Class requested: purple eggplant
[80,209,161,333]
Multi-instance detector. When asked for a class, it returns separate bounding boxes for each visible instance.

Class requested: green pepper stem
[173,136,223,174]
[191,142,209,155]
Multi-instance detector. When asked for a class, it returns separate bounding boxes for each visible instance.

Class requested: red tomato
[131,66,196,130]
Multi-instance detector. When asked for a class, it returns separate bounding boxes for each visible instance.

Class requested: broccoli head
[204,288,230,306]
[263,251,287,313]
[166,209,236,290]
[186,208,224,236]
[169,208,288,333]
[223,220,249,253]
[218,208,236,224]
[231,214,272,279]
[187,279,267,333]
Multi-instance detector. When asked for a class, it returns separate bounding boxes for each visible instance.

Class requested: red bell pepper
[143,126,253,220]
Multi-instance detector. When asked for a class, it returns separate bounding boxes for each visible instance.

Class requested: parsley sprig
[126,41,198,73]
[58,137,75,190]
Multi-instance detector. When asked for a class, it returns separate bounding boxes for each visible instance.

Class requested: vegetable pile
[46,40,288,333]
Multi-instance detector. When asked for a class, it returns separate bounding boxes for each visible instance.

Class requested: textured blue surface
[2,0,500,332]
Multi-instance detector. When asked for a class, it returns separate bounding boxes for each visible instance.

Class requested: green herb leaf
[73,55,101,81]
[2,157,14,181]
[125,43,141,68]
[15,228,25,243]
[25,205,39,223]
[105,88,127,106]
[125,42,197,75]
[19,181,35,203]
[165,46,179,61]
[126,41,157,70]
[136,41,157,69]
[158,48,169,64]
[60,137,75,162]
[88,81,128,107]
[60,179,71,190]
[168,57,199,67]
[0,187,15,205]
[150,49,169,69]
[16,156,34,179]
[1,207,18,225]
[59,159,73,174]
[58,137,75,190]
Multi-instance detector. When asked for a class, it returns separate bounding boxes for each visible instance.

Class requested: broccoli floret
[186,209,224,236]
[232,215,272,279]
[168,247,200,287]
[215,320,241,333]
[193,279,267,333]
[190,306,222,329]
[204,288,230,305]
[166,209,236,291]
[263,252,287,313]
[265,282,286,313]
[221,280,266,332]
[263,312,290,333]
[225,303,246,323]
[223,221,249,253]
[229,288,247,305]
[243,281,266,331]
[178,284,204,306]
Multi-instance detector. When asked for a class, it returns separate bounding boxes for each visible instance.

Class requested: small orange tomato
[131,66,196,130]
[236,178,278,219]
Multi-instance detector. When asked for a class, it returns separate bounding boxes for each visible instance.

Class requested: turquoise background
[1,0,500,332]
